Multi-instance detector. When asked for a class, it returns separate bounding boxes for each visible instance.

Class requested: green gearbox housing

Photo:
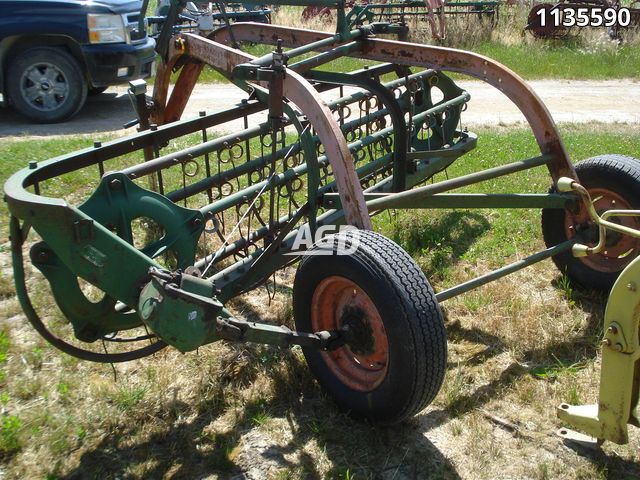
[138,271,223,352]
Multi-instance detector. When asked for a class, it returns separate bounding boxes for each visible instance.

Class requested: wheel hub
[21,63,69,112]
[566,187,640,273]
[310,275,389,392]
[340,305,374,356]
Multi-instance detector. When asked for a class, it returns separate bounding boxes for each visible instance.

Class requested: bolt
[614,343,623,352]
[37,250,48,262]
[602,338,611,347]
[199,111,206,117]
[607,325,618,335]
[193,218,202,227]
[627,282,636,292]
[109,178,122,189]
[28,161,37,170]
[93,141,102,148]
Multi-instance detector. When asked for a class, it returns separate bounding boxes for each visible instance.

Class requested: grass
[0,123,640,478]
[470,40,640,79]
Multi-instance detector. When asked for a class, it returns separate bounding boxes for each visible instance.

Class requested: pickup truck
[0,0,156,123]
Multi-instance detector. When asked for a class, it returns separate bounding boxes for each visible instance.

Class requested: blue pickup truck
[0,0,155,123]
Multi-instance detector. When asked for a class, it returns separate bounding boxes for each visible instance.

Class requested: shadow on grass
[62,345,462,479]
[386,210,491,281]
[58,288,638,479]
[425,292,640,479]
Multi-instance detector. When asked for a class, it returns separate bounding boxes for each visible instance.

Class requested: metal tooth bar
[196,128,396,217]
[24,101,267,185]
[366,154,554,211]
[194,211,298,268]
[121,124,267,179]
[194,152,395,269]
[121,68,439,181]
[168,88,468,205]
[435,239,576,302]
[166,136,303,203]
[322,193,574,210]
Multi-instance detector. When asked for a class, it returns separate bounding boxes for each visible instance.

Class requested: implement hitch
[555,178,640,445]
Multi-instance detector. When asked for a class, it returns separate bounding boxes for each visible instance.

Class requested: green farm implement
[5,0,640,442]
[302,1,500,40]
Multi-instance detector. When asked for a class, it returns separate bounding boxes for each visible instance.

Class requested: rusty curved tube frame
[152,23,578,232]
[153,33,372,229]
[210,23,577,183]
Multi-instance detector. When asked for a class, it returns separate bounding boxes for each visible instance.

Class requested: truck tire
[6,47,87,123]
[293,229,447,423]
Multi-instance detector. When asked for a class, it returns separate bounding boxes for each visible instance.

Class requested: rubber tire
[88,86,109,96]
[293,229,447,423]
[542,155,640,292]
[6,47,87,123]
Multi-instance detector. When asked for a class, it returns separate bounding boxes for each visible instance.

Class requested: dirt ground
[0,79,639,139]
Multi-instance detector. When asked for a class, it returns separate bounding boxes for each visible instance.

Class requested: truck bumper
[82,37,156,88]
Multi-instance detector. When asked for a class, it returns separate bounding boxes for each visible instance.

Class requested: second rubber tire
[542,155,640,292]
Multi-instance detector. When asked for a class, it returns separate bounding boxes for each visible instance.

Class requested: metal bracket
[602,321,631,353]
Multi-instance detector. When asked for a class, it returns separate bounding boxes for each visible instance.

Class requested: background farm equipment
[149,1,272,37]
[525,0,640,40]
[5,0,640,438]
[302,0,501,40]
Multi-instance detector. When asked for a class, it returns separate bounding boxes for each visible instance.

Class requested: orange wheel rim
[566,187,640,273]
[310,276,389,392]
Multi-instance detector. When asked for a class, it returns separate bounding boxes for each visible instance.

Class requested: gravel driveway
[0,79,638,139]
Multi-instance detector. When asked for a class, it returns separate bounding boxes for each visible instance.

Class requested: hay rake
[5,0,640,435]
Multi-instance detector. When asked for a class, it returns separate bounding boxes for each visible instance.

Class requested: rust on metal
[311,275,389,392]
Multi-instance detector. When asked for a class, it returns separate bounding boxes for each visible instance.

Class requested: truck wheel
[7,47,87,123]
[293,229,447,423]
[542,155,640,292]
